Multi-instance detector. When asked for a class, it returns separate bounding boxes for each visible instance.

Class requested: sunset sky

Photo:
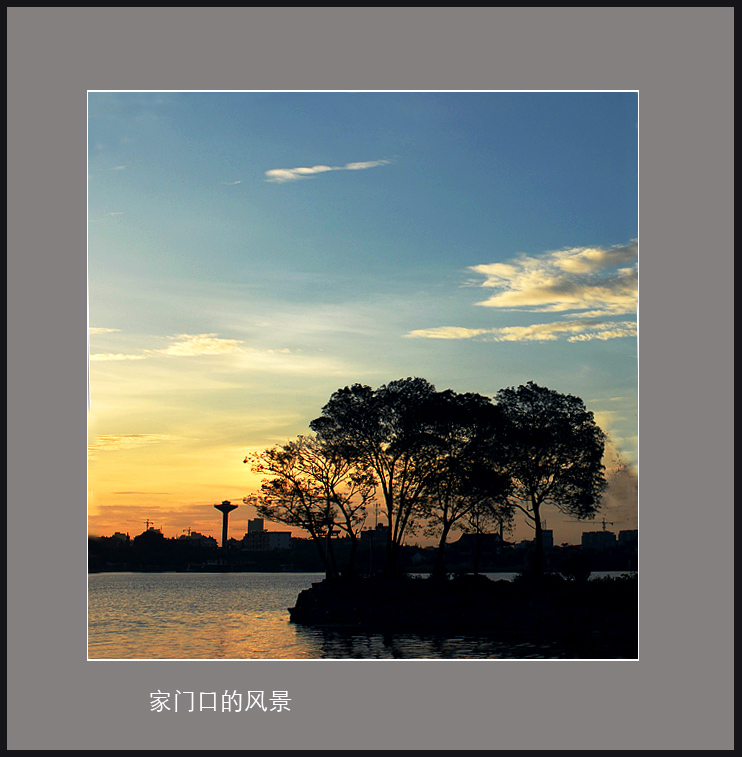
[87,91,638,545]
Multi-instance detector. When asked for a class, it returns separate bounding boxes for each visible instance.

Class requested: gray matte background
[7,7,734,751]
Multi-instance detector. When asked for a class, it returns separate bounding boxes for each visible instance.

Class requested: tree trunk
[311,534,334,580]
[383,531,395,577]
[344,533,358,578]
[432,525,451,581]
[326,531,340,580]
[532,500,544,576]
[473,529,482,576]
[384,540,399,578]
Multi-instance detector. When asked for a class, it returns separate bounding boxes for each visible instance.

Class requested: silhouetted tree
[310,377,440,577]
[460,497,515,575]
[291,434,376,577]
[422,390,512,580]
[496,382,607,576]
[131,528,171,568]
[245,435,374,579]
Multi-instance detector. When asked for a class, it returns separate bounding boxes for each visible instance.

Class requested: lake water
[88,571,635,660]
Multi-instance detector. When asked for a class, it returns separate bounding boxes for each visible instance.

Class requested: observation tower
[214,500,238,549]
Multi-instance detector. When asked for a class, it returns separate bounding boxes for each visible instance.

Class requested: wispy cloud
[88,333,352,376]
[90,334,244,362]
[88,434,175,460]
[89,327,122,335]
[152,333,244,357]
[405,327,490,340]
[90,352,147,361]
[406,241,638,344]
[90,434,175,450]
[470,241,638,316]
[265,159,390,184]
[406,319,637,343]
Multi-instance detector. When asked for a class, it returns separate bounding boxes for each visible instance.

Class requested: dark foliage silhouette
[421,389,513,580]
[245,377,609,582]
[245,435,375,579]
[310,377,440,577]
[496,381,607,576]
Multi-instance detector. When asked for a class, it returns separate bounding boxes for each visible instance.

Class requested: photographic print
[87,90,639,660]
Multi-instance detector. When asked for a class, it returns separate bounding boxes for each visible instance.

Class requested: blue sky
[88,91,638,543]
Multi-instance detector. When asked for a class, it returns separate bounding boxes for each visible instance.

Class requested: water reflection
[293,624,574,659]
[88,571,635,660]
[89,572,326,659]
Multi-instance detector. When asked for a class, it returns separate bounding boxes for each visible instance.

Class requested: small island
[240,378,638,658]
[288,572,638,659]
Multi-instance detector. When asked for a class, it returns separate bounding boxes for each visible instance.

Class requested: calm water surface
[88,571,634,660]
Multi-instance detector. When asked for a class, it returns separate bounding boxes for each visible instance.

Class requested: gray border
[8,7,733,750]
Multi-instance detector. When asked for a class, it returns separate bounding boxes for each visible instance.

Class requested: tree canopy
[244,435,375,578]
[244,377,609,580]
[420,389,512,580]
[496,381,608,574]
[310,377,440,576]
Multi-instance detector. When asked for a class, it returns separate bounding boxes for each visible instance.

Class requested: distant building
[179,531,218,548]
[240,517,291,550]
[242,529,292,551]
[110,532,129,544]
[450,532,507,552]
[581,530,617,549]
[248,518,264,534]
[360,522,389,543]
[513,530,553,549]
[618,529,638,545]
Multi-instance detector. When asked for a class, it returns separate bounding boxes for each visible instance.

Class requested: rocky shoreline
[288,573,638,658]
